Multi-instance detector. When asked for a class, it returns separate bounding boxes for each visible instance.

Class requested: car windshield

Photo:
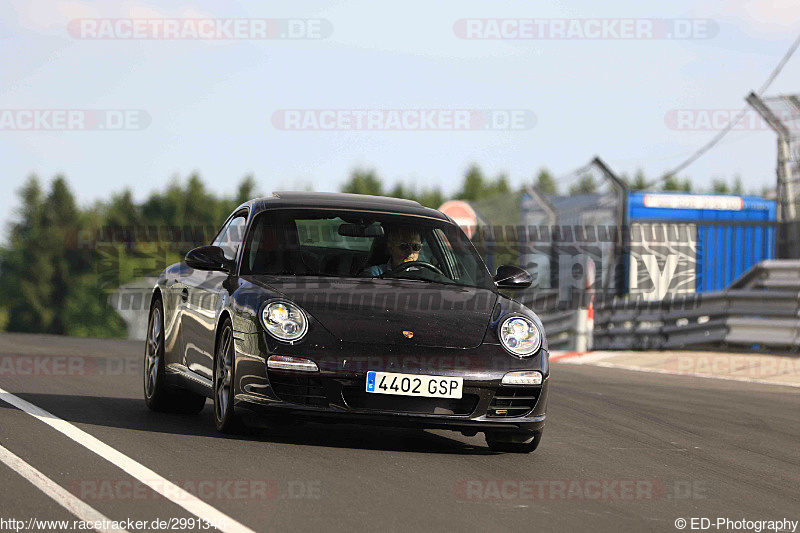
[240,209,495,290]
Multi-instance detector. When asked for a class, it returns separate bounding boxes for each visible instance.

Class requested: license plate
[365,371,463,399]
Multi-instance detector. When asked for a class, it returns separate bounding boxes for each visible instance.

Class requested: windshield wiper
[379,274,459,287]
[255,272,349,278]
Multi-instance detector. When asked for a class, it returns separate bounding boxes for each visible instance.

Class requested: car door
[181,211,247,381]
[161,260,190,370]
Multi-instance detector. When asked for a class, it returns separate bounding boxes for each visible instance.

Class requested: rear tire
[213,318,243,433]
[144,296,206,414]
[485,430,543,453]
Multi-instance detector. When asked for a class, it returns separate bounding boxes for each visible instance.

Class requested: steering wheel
[388,260,444,277]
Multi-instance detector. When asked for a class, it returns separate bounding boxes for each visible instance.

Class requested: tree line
[0,166,768,337]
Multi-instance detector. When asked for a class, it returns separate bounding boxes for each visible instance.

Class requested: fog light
[502,371,543,385]
[267,355,319,372]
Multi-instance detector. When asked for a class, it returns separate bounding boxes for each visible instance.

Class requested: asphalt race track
[0,333,797,532]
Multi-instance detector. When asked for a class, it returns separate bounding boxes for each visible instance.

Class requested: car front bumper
[232,337,549,435]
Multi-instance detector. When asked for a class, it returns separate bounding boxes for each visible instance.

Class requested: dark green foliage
[0,174,259,337]
[456,165,486,201]
[534,168,557,195]
[569,174,597,195]
[0,176,125,336]
[454,164,511,201]
[631,169,649,191]
[341,169,384,196]
[712,178,731,194]
[341,168,446,208]
[662,175,681,191]
[620,169,694,193]
[732,176,744,195]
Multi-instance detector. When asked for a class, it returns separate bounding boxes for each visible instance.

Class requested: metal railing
[729,259,800,290]
[593,260,800,351]
[540,309,577,351]
[519,289,579,351]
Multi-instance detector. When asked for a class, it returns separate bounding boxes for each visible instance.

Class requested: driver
[363,226,422,276]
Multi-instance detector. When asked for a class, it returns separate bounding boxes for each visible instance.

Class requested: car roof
[246,191,451,220]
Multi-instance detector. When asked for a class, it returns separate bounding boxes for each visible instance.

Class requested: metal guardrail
[519,289,580,351]
[540,310,577,351]
[729,259,800,291]
[594,260,800,351]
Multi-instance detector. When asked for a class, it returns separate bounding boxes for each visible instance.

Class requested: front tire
[144,297,206,414]
[485,430,543,453]
[213,318,242,433]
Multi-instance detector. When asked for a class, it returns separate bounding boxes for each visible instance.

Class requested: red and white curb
[549,350,591,362]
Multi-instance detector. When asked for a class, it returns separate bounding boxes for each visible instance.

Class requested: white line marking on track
[0,444,129,533]
[0,386,256,533]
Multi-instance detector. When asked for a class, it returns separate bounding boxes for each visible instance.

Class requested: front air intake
[487,387,540,418]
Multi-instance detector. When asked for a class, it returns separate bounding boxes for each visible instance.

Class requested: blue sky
[1,0,799,240]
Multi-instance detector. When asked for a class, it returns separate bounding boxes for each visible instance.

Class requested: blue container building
[626,192,776,293]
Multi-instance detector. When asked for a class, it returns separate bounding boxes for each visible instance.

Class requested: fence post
[574,308,588,352]
[587,302,594,350]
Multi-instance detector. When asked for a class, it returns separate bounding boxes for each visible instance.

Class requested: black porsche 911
[144,192,549,452]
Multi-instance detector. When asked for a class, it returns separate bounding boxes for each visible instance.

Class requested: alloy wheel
[144,307,161,399]
[215,326,233,422]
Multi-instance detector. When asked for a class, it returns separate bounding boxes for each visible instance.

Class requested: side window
[432,228,463,280]
[213,214,247,261]
[246,216,270,273]
[242,214,282,275]
[212,220,232,247]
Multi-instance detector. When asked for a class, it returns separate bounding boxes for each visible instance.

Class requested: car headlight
[261,300,308,342]
[498,315,541,357]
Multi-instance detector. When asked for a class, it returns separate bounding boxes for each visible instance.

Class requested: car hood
[246,276,498,349]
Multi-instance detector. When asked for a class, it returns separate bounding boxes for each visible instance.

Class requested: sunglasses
[396,242,422,252]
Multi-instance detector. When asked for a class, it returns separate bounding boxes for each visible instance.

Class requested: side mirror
[494,265,532,290]
[185,246,234,273]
